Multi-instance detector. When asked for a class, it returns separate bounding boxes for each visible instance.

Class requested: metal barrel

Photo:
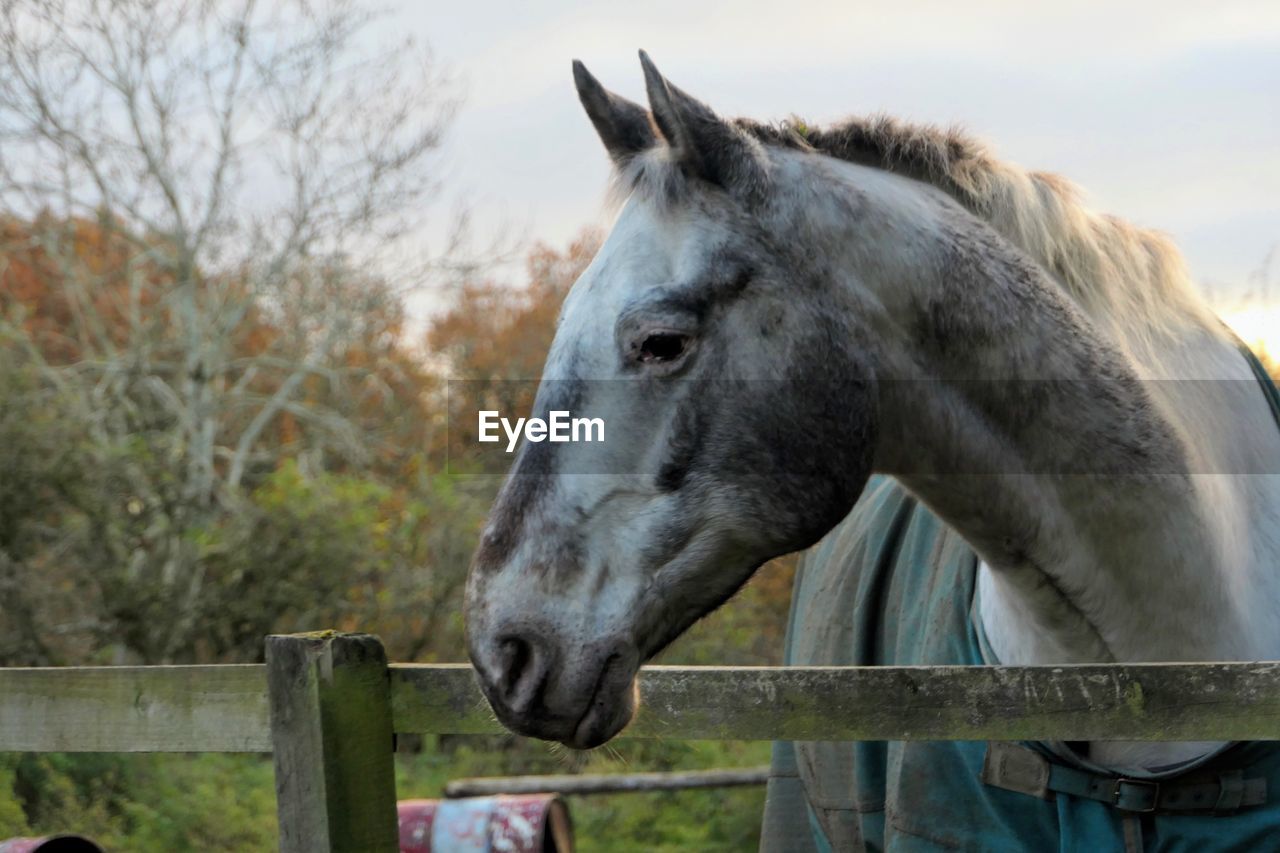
[397,794,574,853]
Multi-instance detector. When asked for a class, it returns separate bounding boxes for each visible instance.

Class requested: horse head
[463,53,890,748]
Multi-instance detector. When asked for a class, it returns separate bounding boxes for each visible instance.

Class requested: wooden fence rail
[443,767,771,799]
[3,631,1280,851]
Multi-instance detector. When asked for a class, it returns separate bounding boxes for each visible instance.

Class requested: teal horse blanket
[760,474,1280,852]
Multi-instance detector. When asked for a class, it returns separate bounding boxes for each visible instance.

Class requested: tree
[0,347,91,665]
[0,0,455,663]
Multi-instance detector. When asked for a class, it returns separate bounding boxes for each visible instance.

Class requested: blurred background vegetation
[0,0,794,848]
[0,1,1274,850]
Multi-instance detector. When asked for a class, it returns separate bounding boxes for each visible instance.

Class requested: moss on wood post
[266,632,399,853]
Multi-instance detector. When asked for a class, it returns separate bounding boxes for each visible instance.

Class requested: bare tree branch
[0,0,461,663]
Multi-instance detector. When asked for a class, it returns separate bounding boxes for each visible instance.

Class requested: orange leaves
[0,215,171,363]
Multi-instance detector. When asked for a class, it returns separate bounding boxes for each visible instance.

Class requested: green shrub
[0,753,276,851]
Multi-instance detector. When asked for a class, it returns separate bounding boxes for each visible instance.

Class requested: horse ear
[638,50,768,200]
[573,60,656,166]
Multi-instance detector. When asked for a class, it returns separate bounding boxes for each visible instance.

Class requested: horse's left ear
[638,50,768,201]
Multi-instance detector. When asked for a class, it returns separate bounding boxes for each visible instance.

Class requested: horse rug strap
[982,742,1267,814]
[1237,335,1280,433]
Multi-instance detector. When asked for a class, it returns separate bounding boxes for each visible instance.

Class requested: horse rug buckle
[1113,778,1159,813]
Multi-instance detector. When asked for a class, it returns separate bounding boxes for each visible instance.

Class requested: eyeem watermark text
[478,410,605,453]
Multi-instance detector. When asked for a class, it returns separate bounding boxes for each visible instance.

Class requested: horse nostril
[495,633,548,715]
[498,636,530,692]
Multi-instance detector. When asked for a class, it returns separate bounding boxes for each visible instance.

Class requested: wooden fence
[3,631,1280,850]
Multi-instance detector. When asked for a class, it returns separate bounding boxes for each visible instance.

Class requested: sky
[402,0,1280,338]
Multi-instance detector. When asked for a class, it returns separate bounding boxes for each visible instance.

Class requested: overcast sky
[405,0,1279,304]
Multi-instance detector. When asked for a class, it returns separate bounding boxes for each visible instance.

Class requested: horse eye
[637,332,689,364]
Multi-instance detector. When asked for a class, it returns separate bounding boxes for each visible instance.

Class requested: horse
[463,51,1280,851]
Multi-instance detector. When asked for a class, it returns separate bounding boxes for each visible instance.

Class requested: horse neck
[857,204,1280,673]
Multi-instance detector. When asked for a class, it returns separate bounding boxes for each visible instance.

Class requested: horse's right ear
[573,60,655,166]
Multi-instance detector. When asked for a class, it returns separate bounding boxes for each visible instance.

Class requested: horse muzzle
[469,624,640,749]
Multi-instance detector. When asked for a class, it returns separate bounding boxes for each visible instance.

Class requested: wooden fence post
[266,631,399,853]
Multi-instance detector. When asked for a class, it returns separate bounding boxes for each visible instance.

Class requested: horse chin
[564,675,639,750]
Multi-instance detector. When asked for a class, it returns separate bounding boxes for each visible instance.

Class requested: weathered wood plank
[267,632,399,853]
[444,766,770,798]
[0,664,269,752]
[6,660,1280,756]
[389,662,1280,741]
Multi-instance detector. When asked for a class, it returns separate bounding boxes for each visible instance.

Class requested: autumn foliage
[0,215,167,362]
